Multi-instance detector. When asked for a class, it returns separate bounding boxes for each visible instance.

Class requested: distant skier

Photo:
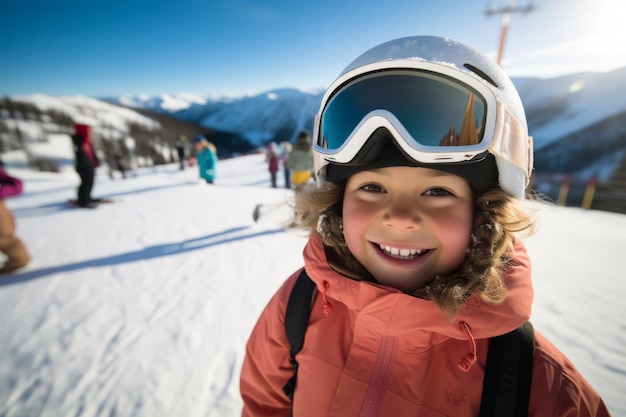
[266,142,280,188]
[280,141,292,189]
[285,130,314,188]
[71,124,100,208]
[175,135,190,170]
[193,135,218,184]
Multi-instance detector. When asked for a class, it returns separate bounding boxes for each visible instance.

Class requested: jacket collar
[302,232,533,341]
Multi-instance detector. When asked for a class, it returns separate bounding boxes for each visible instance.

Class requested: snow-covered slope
[13,94,160,132]
[0,149,624,416]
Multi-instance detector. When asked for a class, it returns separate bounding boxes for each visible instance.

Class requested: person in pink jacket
[240,36,611,416]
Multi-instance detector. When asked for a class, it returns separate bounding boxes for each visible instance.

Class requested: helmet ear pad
[325,128,500,195]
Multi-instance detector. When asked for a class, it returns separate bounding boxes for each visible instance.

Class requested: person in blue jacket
[193,135,218,184]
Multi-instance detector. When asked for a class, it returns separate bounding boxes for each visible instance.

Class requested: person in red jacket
[240,36,611,416]
[71,124,100,208]
[267,142,280,188]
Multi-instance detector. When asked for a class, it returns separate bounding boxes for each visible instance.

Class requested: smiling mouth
[378,244,428,260]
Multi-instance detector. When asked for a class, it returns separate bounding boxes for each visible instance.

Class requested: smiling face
[342,166,474,292]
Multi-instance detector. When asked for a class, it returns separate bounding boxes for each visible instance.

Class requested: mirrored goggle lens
[318,71,489,153]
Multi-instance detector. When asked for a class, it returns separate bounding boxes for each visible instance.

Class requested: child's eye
[360,183,385,193]
[423,187,453,197]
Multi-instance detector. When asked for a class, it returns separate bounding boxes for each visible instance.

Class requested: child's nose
[382,203,422,230]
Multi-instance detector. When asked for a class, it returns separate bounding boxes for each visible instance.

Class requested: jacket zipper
[359,335,399,417]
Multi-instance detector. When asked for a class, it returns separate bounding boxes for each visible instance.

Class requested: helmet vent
[463,64,498,88]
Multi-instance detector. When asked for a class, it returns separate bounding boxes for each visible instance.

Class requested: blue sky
[2,0,624,98]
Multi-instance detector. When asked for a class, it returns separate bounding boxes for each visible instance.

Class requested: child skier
[240,36,611,417]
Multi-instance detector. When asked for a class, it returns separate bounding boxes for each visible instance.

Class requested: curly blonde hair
[289,179,539,317]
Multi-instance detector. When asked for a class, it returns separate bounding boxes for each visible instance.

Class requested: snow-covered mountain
[116,92,208,112]
[106,88,323,147]
[514,68,626,147]
[10,94,160,136]
[194,88,323,147]
[0,94,252,167]
[512,68,626,176]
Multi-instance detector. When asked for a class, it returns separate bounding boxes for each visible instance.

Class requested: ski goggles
[313,65,499,165]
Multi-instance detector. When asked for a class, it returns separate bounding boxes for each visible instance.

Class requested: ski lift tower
[485,0,535,65]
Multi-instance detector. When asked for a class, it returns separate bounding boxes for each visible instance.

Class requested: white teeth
[379,244,425,259]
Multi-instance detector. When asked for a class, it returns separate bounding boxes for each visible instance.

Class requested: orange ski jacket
[241,233,611,417]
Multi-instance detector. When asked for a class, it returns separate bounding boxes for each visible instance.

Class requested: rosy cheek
[342,203,371,248]
[434,210,473,267]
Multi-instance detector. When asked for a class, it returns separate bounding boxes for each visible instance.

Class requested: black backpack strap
[282,268,316,401]
[479,321,535,417]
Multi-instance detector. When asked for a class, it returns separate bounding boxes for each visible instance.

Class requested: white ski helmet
[312,35,533,199]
